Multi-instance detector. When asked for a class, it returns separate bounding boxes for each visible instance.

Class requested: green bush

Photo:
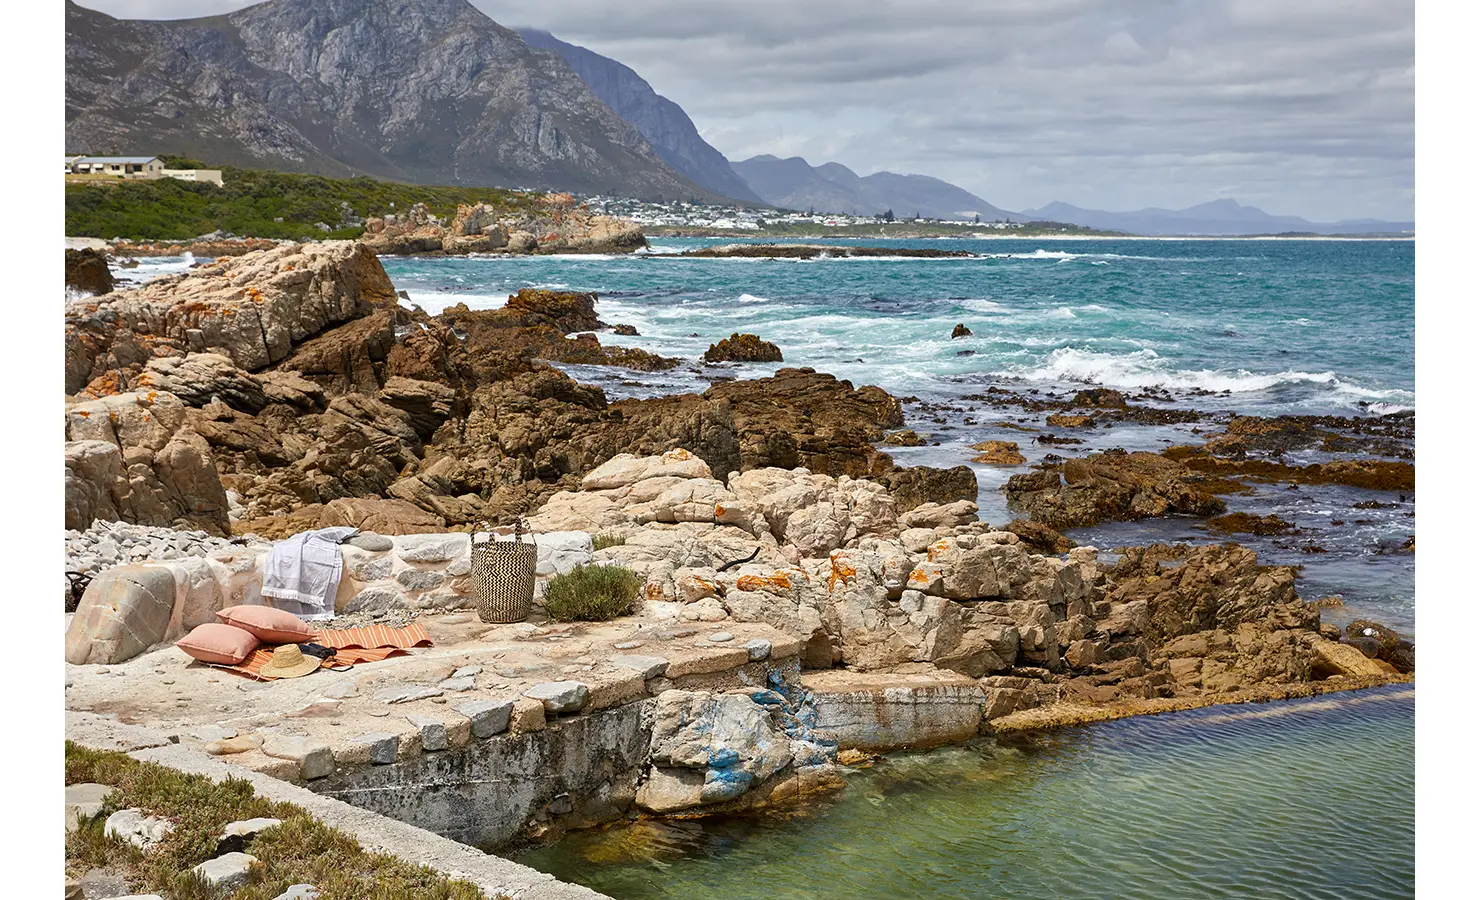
[592,533,627,551]
[65,164,539,241]
[543,564,641,622]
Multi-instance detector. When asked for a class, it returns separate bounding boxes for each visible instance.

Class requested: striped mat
[314,622,430,651]
[209,623,431,682]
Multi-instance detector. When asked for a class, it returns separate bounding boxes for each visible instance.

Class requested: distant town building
[66,155,224,186]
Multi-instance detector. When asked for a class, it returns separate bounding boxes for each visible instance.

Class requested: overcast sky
[75,0,1414,221]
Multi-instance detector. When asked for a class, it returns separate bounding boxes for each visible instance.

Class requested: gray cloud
[75,0,1414,221]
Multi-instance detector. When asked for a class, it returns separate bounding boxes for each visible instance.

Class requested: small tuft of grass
[592,533,626,551]
[543,564,641,622]
[64,741,493,899]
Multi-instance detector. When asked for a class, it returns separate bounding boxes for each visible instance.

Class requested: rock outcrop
[703,333,783,363]
[65,247,113,296]
[1005,450,1230,529]
[66,241,396,396]
[360,197,648,256]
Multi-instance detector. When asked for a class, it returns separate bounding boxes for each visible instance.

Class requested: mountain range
[1020,199,1414,236]
[65,0,1411,233]
[64,0,717,200]
[729,155,1021,222]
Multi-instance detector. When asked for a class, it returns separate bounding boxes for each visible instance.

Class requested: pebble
[367,708,390,717]
[708,632,735,643]
[64,521,264,582]
[613,640,643,650]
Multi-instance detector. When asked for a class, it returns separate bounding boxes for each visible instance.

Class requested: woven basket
[472,528,537,624]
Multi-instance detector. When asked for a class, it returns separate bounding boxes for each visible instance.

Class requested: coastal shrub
[592,532,627,551]
[65,164,539,241]
[64,741,491,899]
[543,563,641,622]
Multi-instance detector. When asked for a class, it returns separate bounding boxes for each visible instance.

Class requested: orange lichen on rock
[737,572,796,594]
[827,551,857,593]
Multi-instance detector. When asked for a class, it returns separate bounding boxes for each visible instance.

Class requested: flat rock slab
[205,734,263,756]
[353,732,401,764]
[189,724,238,742]
[192,852,257,892]
[65,783,114,832]
[609,655,669,678]
[346,533,393,552]
[262,735,335,780]
[524,681,590,715]
[438,676,477,692]
[407,714,449,751]
[272,887,321,900]
[395,533,469,563]
[373,684,444,704]
[456,699,514,739]
[104,808,175,851]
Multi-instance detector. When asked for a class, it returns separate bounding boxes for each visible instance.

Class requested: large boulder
[65,565,177,664]
[65,240,395,395]
[638,688,836,814]
[64,392,231,534]
[1005,450,1227,530]
[138,354,269,413]
[65,248,113,296]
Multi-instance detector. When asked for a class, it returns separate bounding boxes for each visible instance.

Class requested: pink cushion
[216,605,315,645]
[176,623,259,665]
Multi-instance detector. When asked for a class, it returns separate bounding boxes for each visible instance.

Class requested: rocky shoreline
[63,236,1415,855]
[72,192,650,261]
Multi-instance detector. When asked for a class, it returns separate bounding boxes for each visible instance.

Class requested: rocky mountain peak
[65,0,719,200]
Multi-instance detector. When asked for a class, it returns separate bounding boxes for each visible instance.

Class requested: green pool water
[516,686,1414,900]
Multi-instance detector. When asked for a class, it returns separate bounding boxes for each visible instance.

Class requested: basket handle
[473,516,534,545]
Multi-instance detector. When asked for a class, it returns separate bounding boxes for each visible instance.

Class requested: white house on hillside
[66,156,224,186]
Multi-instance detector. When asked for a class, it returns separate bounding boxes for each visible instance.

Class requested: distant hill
[64,0,718,201]
[516,28,765,205]
[1021,199,1414,236]
[730,155,1022,221]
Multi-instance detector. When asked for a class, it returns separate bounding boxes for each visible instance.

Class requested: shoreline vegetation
[64,161,1408,249]
[65,741,493,899]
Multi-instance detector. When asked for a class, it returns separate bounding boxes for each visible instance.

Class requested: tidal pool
[517,685,1414,900]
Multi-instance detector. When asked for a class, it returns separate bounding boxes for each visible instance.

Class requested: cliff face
[518,28,765,206]
[64,0,717,201]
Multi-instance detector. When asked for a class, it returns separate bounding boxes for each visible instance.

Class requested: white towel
[261,526,359,621]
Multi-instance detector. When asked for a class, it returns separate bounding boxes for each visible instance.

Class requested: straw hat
[259,644,321,679]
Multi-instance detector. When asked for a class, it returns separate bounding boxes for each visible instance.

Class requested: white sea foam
[1047,307,1078,319]
[960,299,1009,313]
[401,290,509,314]
[737,293,771,304]
[1005,347,1415,403]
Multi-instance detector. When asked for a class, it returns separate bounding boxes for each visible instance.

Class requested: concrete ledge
[803,669,986,750]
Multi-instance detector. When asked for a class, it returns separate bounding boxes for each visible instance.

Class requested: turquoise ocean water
[378,237,1416,631]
